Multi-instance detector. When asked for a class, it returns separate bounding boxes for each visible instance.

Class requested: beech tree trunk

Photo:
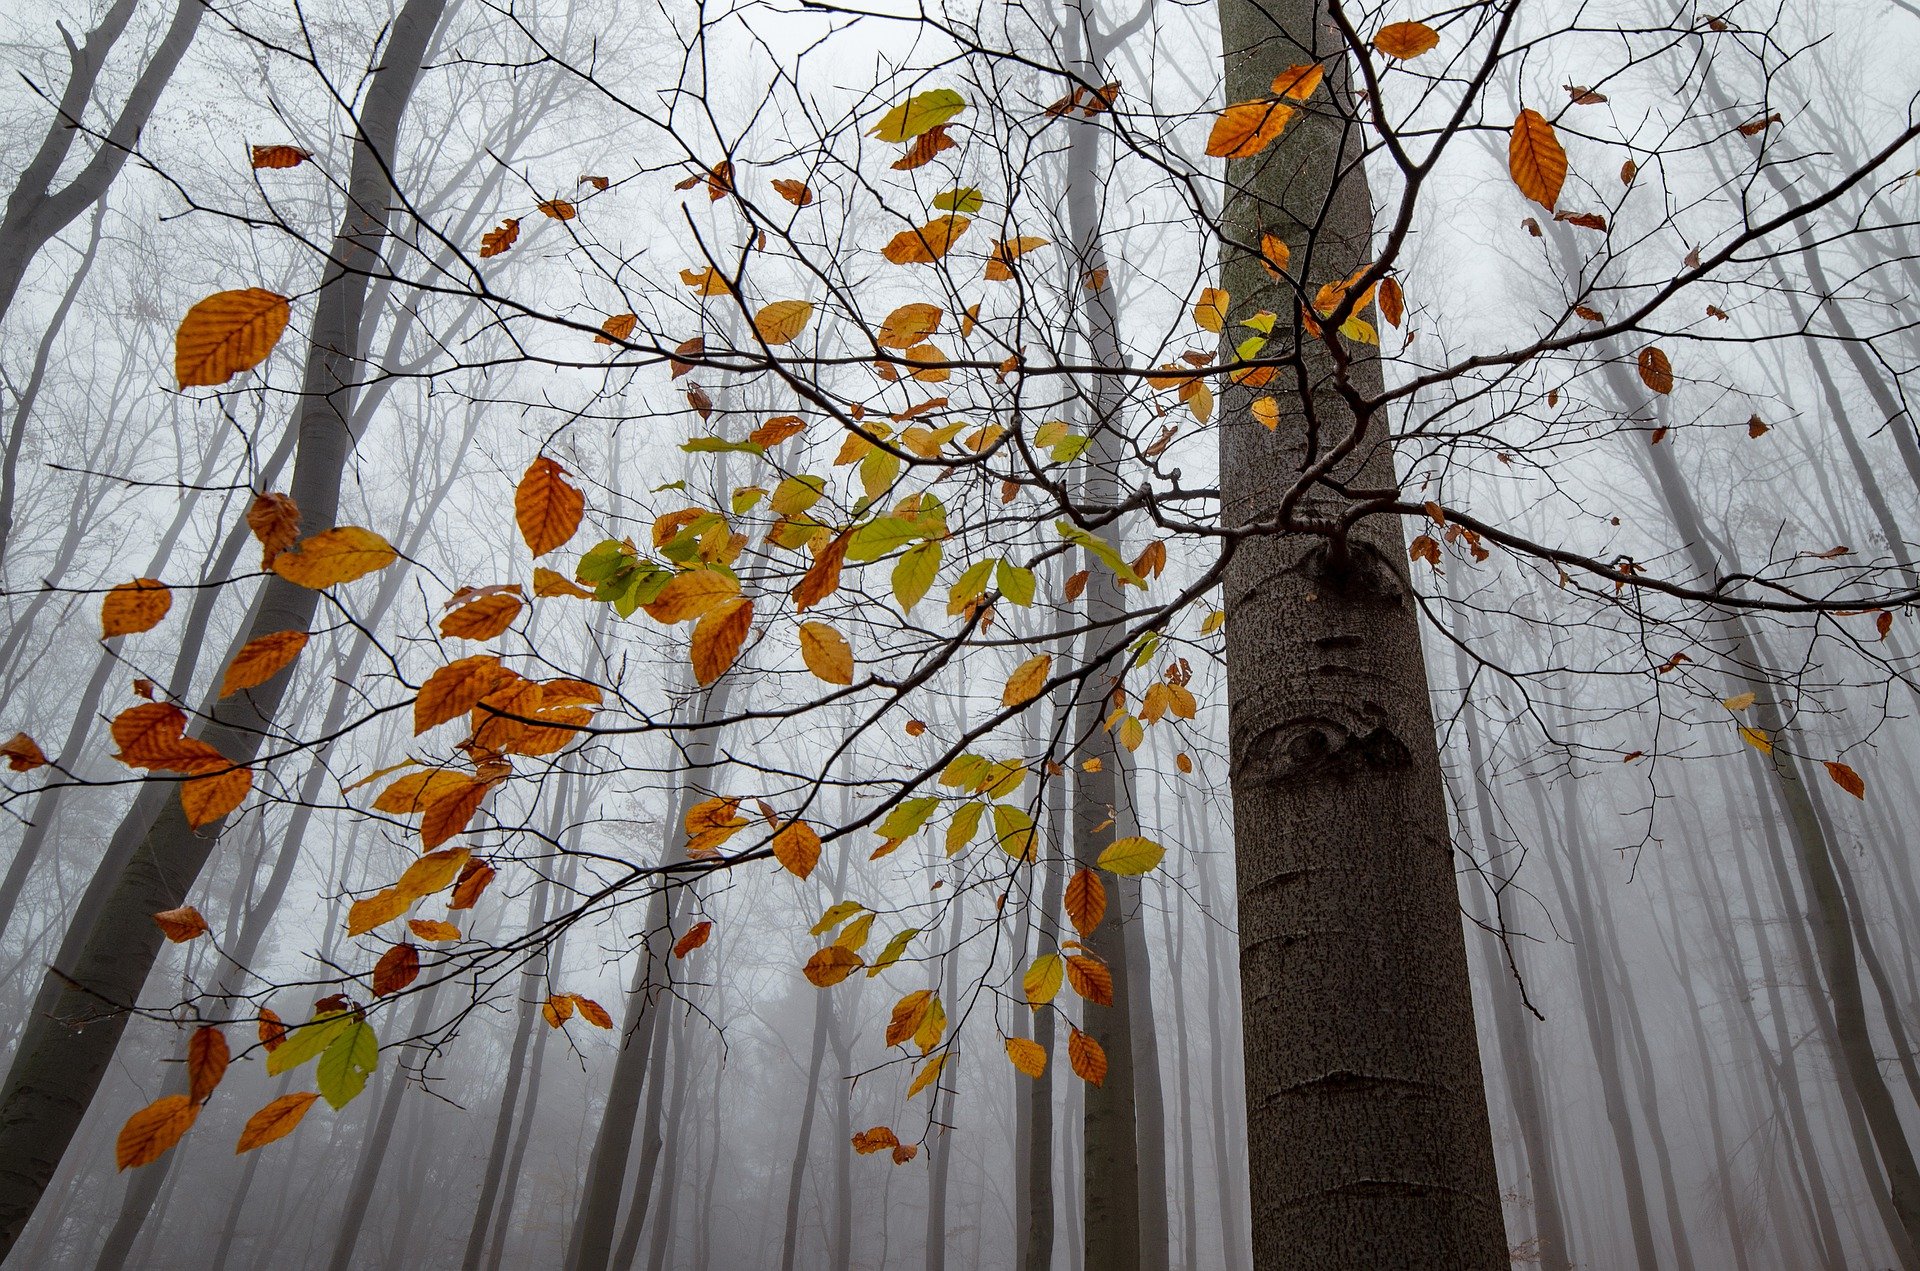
[1212,1,1506,1264]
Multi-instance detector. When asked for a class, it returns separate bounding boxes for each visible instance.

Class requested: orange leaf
[116,1095,198,1170]
[691,598,754,686]
[516,457,585,557]
[235,1091,319,1154]
[347,889,410,936]
[102,579,172,638]
[258,1007,287,1052]
[596,313,637,344]
[793,532,849,610]
[1065,954,1114,1006]
[891,126,956,170]
[1002,654,1052,707]
[533,567,594,599]
[180,763,253,828]
[645,569,740,624]
[415,656,510,734]
[1270,64,1324,100]
[408,918,461,942]
[1205,100,1294,159]
[804,945,863,987]
[576,997,614,1028]
[187,1026,229,1104]
[984,236,1048,282]
[440,593,523,641]
[270,527,396,589]
[886,990,935,1048]
[1378,277,1404,328]
[480,218,519,258]
[537,199,576,220]
[674,921,714,959]
[877,303,942,349]
[151,906,209,943]
[1068,1026,1107,1085]
[249,145,312,169]
[420,780,489,850]
[883,216,970,265]
[1373,20,1440,58]
[1064,868,1106,935]
[1508,109,1568,210]
[753,300,815,346]
[1005,1036,1047,1077]
[852,1126,900,1154]
[175,289,290,388]
[772,819,823,879]
[371,943,420,996]
[220,630,309,697]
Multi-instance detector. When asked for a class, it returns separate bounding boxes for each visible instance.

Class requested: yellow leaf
[397,847,471,900]
[1003,653,1052,707]
[772,819,822,879]
[1206,100,1295,159]
[1097,835,1165,876]
[1509,109,1568,210]
[646,568,740,624]
[1023,953,1064,1007]
[1721,691,1756,711]
[516,457,585,556]
[102,579,172,638]
[869,88,967,142]
[1005,1036,1047,1077]
[346,889,410,936]
[690,597,754,686]
[886,990,934,1048]
[220,630,309,697]
[235,1092,319,1154]
[270,527,397,589]
[907,1053,947,1098]
[175,289,290,388]
[116,1095,198,1170]
[439,593,523,641]
[754,300,815,346]
[534,566,594,598]
[798,621,854,685]
[1738,725,1772,755]
[1193,288,1228,333]
[408,919,461,942]
[1251,398,1280,430]
[1373,20,1440,58]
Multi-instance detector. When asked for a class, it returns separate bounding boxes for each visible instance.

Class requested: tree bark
[1213,2,1505,1265]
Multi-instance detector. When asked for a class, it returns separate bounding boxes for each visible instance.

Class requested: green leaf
[945,801,986,856]
[264,1012,351,1078]
[995,560,1036,607]
[948,558,994,612]
[1049,434,1092,464]
[980,759,1027,798]
[316,1020,378,1109]
[576,539,637,585]
[1097,835,1166,876]
[892,541,942,612]
[867,927,921,976]
[771,475,826,517]
[731,486,767,513]
[938,754,993,789]
[932,187,984,214]
[993,803,1037,862]
[611,564,673,618]
[1129,631,1163,668]
[1055,522,1144,587]
[859,449,901,500]
[847,516,922,562]
[869,88,967,142]
[877,797,940,841]
[682,437,766,456]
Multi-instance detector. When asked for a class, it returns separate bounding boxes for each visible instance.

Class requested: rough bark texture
[1213,1,1507,1265]
[0,0,445,1250]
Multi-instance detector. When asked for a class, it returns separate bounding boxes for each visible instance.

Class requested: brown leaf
[480,218,520,257]
[1377,276,1404,328]
[152,906,209,943]
[180,763,253,828]
[576,997,613,1028]
[1,733,48,771]
[449,859,497,910]
[116,1095,197,1170]
[1373,20,1440,58]
[187,1026,229,1104]
[596,313,637,344]
[1565,84,1608,105]
[772,178,813,206]
[886,990,935,1048]
[236,1091,319,1154]
[250,145,312,169]
[102,579,172,638]
[1068,1026,1107,1085]
[793,531,849,610]
[1509,109,1568,210]
[246,493,301,567]
[804,945,864,987]
[852,1126,900,1154]
[1555,210,1606,230]
[1825,761,1866,800]
[371,943,420,997]
[1637,346,1674,394]
[536,199,576,220]
[516,457,585,557]
[1739,112,1782,137]
[1747,415,1769,439]
[258,1007,287,1052]
[891,126,956,170]
[420,779,489,850]
[220,630,309,697]
[674,921,714,959]
[175,289,290,388]
[1064,868,1106,935]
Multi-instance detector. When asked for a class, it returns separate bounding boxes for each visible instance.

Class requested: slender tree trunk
[1213,2,1504,1263]
[0,0,447,1252]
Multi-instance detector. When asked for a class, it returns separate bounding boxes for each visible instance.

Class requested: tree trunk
[0,0,446,1252]
[1212,2,1505,1264]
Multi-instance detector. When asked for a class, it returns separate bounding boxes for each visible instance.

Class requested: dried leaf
[235,1092,319,1154]
[516,457,585,557]
[1005,1036,1047,1077]
[175,289,290,388]
[1003,654,1052,707]
[187,1026,229,1104]
[1,733,48,771]
[270,527,397,589]
[1508,109,1568,210]
[1068,1026,1107,1085]
[772,819,823,880]
[439,593,523,641]
[690,597,754,686]
[219,630,309,697]
[246,493,301,566]
[371,943,420,997]
[804,945,864,987]
[152,906,209,943]
[1205,100,1294,159]
[1374,20,1440,58]
[479,219,519,258]
[1637,346,1674,394]
[102,579,171,638]
[798,621,854,685]
[674,921,714,959]
[250,145,312,169]
[116,1095,197,1170]
[1826,761,1865,800]
[1064,868,1106,935]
